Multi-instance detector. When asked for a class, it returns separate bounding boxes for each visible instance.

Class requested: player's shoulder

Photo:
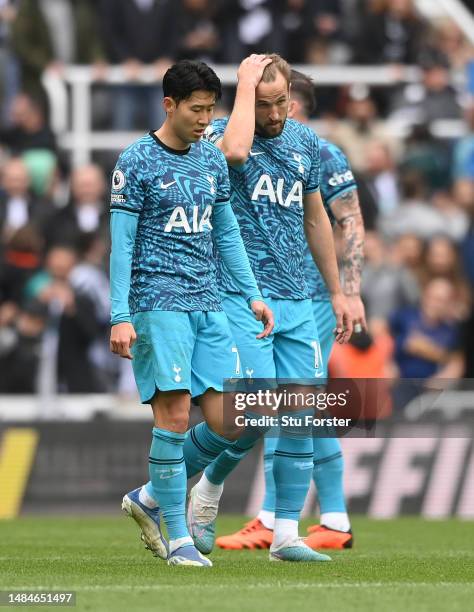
[198,135,227,168]
[285,118,315,138]
[117,132,156,167]
[319,137,349,164]
[284,119,319,149]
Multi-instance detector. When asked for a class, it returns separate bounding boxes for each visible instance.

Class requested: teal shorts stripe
[312,300,337,376]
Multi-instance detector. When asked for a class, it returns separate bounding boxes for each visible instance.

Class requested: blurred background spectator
[354,0,428,65]
[99,0,177,130]
[0,0,20,124]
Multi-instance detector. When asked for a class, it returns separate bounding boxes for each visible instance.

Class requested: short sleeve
[110,149,147,215]
[320,146,357,206]
[203,118,226,146]
[305,131,321,194]
[214,150,231,205]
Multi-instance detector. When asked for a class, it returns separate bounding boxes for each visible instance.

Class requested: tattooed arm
[329,189,367,330]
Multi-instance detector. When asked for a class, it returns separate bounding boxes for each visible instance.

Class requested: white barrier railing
[41,64,467,167]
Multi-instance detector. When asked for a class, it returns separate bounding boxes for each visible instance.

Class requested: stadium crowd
[0,0,473,398]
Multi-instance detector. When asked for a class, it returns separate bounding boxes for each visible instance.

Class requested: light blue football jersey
[110,131,231,313]
[204,117,320,299]
[303,138,357,301]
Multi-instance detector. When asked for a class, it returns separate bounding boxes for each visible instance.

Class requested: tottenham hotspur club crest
[112,169,126,191]
[206,175,215,195]
[173,364,182,383]
[293,153,305,175]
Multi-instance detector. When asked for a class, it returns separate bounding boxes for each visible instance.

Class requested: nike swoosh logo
[160,180,176,189]
[159,470,183,479]
[249,151,264,156]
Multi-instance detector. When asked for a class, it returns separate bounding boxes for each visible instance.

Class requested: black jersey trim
[149,130,191,155]
[110,205,139,214]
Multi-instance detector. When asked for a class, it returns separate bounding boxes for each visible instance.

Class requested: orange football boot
[216,518,273,550]
[305,525,353,549]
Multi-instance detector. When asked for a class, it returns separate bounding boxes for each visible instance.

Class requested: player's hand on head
[237,54,273,89]
[346,294,367,334]
[251,300,274,339]
[331,293,353,344]
[110,322,137,359]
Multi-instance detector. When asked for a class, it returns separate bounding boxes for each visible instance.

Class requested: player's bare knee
[152,391,190,432]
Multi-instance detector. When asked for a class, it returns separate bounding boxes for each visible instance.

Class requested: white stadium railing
[42,64,469,167]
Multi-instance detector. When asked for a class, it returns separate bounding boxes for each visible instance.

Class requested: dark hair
[163,60,222,104]
[290,70,316,117]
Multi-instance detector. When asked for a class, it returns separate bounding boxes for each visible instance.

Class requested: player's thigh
[190,310,241,398]
[273,299,324,382]
[312,300,337,376]
[221,292,276,380]
[131,310,195,403]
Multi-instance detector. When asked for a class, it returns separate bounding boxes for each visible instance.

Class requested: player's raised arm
[330,189,367,332]
[304,189,352,343]
[212,203,274,338]
[217,55,272,166]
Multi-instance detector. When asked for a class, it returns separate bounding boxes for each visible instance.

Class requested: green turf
[0,516,473,612]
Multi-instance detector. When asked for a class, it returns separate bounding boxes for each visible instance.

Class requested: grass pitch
[0,516,473,612]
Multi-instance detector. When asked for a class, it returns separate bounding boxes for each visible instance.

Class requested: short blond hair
[261,54,291,85]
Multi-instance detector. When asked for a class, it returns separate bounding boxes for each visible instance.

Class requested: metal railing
[41,63,467,167]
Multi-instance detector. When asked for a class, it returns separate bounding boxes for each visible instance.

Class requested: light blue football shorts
[221,293,324,385]
[312,299,337,377]
[131,310,241,403]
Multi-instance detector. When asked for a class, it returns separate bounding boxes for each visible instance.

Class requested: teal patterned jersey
[303,137,357,301]
[110,131,231,313]
[204,118,320,299]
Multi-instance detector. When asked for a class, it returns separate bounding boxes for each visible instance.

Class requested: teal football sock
[274,410,314,521]
[261,434,278,512]
[147,427,189,542]
[183,421,233,478]
[204,412,267,485]
[313,436,346,514]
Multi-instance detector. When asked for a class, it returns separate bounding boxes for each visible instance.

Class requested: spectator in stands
[354,0,427,65]
[363,140,400,216]
[44,164,107,249]
[429,19,474,74]
[399,123,452,192]
[419,235,471,321]
[25,244,106,393]
[390,277,464,407]
[99,0,178,130]
[0,297,47,393]
[453,101,474,186]
[459,179,474,376]
[278,0,315,64]
[11,0,104,99]
[389,48,462,123]
[0,157,52,241]
[391,231,424,275]
[380,171,447,240]
[361,230,419,323]
[0,0,19,123]
[0,223,43,306]
[0,92,56,154]
[304,0,350,65]
[328,87,399,172]
[214,0,285,63]
[70,231,116,391]
[175,0,219,62]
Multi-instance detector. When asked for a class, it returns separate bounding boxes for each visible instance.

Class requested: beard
[255,116,287,138]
